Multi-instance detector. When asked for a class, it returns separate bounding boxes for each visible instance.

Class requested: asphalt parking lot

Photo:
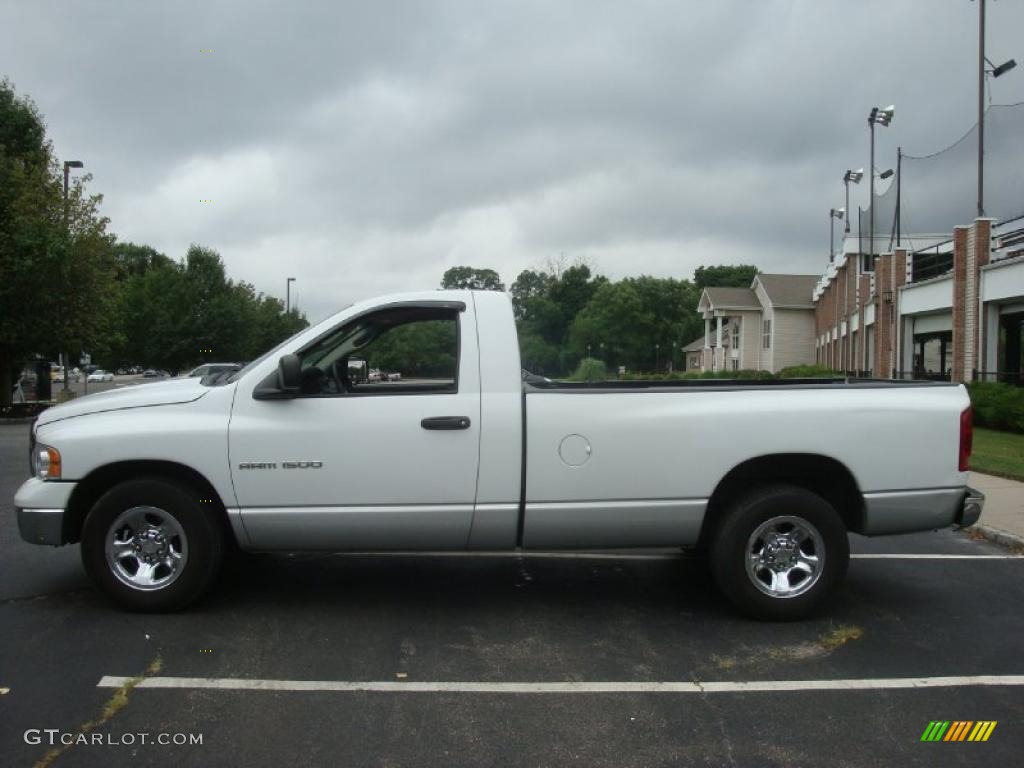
[1,422,1022,767]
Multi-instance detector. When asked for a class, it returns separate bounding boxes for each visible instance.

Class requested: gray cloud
[4,0,1023,321]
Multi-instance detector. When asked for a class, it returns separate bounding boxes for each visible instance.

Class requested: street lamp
[62,160,84,393]
[976,0,1018,216]
[286,277,296,314]
[655,343,660,373]
[842,169,863,233]
[829,208,845,262]
[868,105,894,272]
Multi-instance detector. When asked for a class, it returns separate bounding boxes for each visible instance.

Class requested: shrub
[967,382,1024,433]
[777,365,843,379]
[570,357,608,382]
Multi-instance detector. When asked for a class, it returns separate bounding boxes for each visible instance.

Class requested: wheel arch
[697,453,865,548]
[64,460,235,546]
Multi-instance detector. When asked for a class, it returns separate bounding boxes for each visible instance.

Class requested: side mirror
[277,354,301,393]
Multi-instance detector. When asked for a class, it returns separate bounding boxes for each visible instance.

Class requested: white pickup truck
[15,290,984,619]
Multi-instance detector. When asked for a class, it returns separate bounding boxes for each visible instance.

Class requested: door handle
[421,416,471,430]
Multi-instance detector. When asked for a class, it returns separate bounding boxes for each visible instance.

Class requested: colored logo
[921,721,997,742]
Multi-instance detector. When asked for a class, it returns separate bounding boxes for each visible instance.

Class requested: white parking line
[315,551,1021,561]
[850,554,1020,559]
[98,675,1024,694]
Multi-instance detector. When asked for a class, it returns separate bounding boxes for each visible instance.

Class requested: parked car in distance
[141,369,163,378]
[386,371,402,381]
[368,368,383,382]
[86,370,114,383]
[15,289,983,620]
[186,363,241,378]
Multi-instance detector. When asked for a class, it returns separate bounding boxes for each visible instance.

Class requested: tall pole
[977,0,986,217]
[286,277,296,314]
[844,178,851,233]
[895,147,902,247]
[869,117,876,272]
[63,165,70,392]
[830,211,835,262]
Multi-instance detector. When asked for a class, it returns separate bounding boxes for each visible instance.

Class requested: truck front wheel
[81,477,224,611]
[710,484,849,620]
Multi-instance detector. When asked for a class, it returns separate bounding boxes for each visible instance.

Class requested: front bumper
[13,478,76,546]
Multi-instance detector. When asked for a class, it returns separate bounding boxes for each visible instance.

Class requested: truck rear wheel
[81,477,224,611]
[710,484,849,620]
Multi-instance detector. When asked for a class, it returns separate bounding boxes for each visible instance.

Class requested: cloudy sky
[4,0,1023,321]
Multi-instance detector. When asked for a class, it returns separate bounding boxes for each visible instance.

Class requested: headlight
[34,445,62,480]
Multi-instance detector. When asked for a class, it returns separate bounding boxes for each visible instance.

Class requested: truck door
[228,300,481,550]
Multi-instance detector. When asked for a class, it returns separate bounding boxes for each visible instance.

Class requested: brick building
[813,217,1024,383]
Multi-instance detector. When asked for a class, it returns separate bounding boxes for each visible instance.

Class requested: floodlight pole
[869,114,876,272]
[844,177,851,234]
[895,147,902,247]
[977,0,986,217]
[62,160,84,393]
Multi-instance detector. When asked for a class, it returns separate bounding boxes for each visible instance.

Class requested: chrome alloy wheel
[745,515,825,599]
[104,506,188,591]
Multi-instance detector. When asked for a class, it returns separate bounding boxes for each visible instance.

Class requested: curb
[968,524,1024,552]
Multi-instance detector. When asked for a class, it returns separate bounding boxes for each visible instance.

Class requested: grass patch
[819,624,863,651]
[971,428,1024,482]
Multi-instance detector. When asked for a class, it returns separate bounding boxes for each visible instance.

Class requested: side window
[296,307,460,396]
[762,319,772,350]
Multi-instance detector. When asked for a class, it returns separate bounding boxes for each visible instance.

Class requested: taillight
[959,406,973,471]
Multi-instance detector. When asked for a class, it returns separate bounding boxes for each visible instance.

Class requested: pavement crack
[32,654,163,768]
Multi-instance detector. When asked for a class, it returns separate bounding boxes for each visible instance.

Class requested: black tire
[710,484,849,621]
[81,476,224,611]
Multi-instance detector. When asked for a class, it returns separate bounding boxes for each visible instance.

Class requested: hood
[37,377,210,425]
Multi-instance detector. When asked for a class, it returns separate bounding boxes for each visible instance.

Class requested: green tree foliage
[109,244,309,373]
[568,277,702,372]
[363,319,457,379]
[440,266,505,291]
[694,264,759,289]
[569,357,607,382]
[0,78,116,404]
[511,259,607,375]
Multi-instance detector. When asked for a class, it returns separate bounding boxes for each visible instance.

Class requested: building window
[762,319,772,349]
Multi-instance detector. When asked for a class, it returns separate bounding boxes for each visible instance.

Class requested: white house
[697,274,819,373]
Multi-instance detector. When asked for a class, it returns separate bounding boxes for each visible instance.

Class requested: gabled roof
[754,273,819,308]
[682,336,705,352]
[699,286,760,311]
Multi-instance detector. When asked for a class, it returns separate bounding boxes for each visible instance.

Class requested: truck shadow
[211,550,729,617]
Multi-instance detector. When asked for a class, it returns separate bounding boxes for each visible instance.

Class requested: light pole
[868,106,894,272]
[286,277,296,314]
[655,343,660,373]
[842,169,863,234]
[671,340,677,372]
[975,0,1017,217]
[829,208,845,262]
[62,160,84,393]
